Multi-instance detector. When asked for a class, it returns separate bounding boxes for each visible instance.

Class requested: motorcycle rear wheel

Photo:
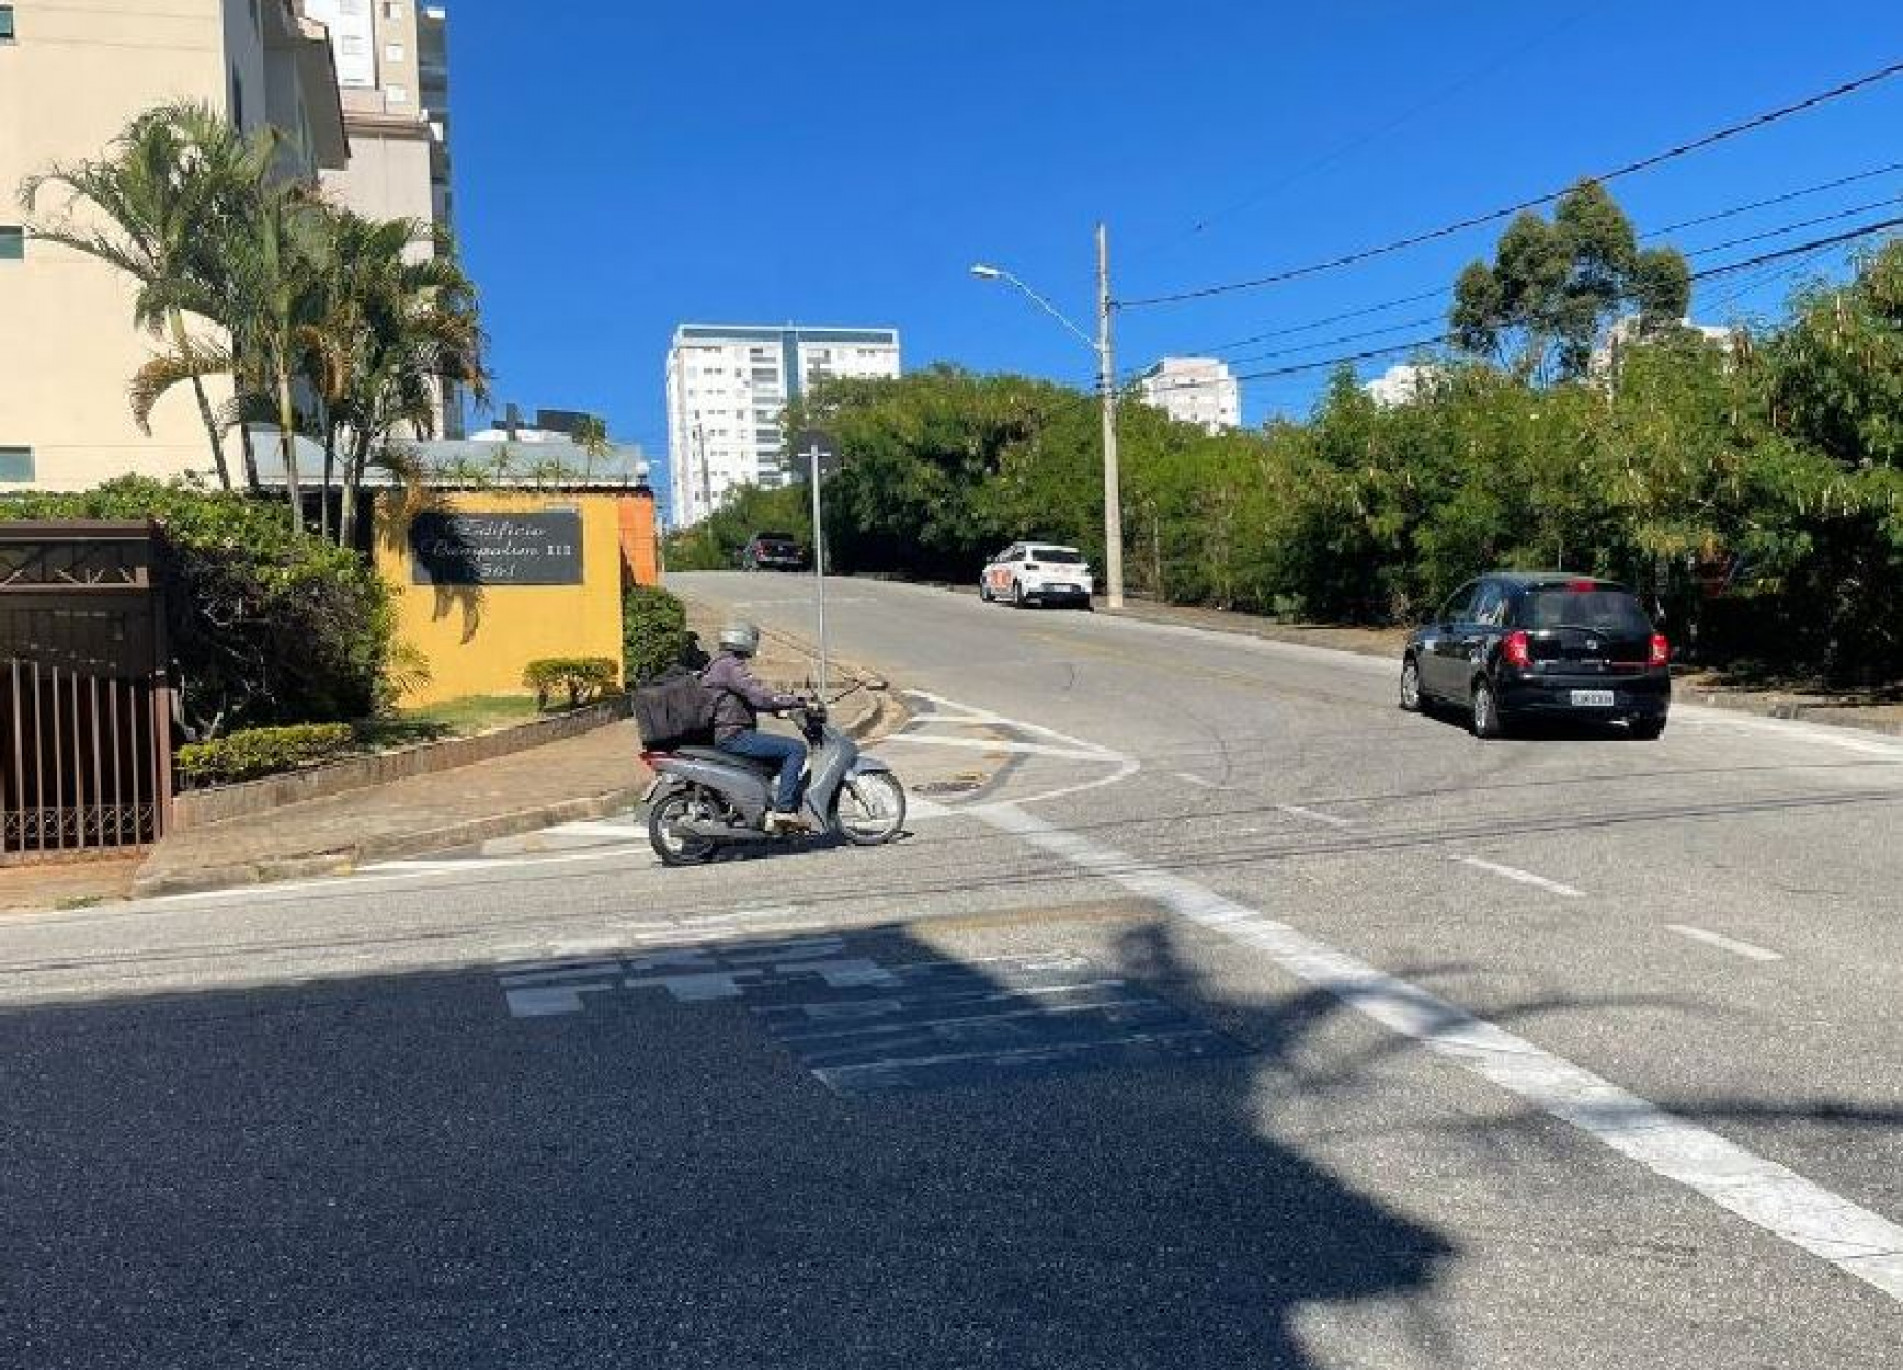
[648,788,719,865]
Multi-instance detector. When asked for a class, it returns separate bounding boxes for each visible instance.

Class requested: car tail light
[1649,634,1670,667]
[1567,579,1598,592]
[1503,630,1532,668]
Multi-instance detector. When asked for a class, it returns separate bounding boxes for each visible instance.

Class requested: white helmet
[718,621,761,656]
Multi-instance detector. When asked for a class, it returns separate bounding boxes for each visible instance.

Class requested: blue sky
[448,2,1903,504]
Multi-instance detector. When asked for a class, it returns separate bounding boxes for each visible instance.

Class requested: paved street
[3,570,1900,1367]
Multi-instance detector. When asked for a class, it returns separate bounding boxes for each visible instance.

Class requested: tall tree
[21,102,278,489]
[1449,180,1689,381]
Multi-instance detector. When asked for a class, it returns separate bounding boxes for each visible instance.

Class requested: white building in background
[1589,315,1737,383]
[1364,363,1446,408]
[1136,357,1241,433]
[666,324,901,526]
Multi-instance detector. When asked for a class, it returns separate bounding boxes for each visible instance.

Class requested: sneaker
[765,810,807,833]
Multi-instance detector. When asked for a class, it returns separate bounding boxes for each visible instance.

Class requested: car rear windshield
[1521,587,1652,634]
[1030,548,1083,563]
[756,533,796,544]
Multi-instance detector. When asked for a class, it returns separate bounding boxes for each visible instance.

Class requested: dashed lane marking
[1666,924,1784,963]
[1450,854,1587,899]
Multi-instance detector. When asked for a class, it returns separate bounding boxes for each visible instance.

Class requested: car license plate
[1570,690,1615,708]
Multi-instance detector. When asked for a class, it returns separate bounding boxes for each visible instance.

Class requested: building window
[0,7,15,42]
[384,2,403,17]
[0,226,24,261]
[0,448,35,482]
[386,43,406,63]
[386,84,409,106]
[230,67,245,127]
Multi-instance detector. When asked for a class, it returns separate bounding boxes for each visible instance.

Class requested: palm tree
[571,413,611,482]
[329,225,489,549]
[21,102,279,490]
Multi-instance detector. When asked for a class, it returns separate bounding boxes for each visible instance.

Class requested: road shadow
[0,920,1454,1369]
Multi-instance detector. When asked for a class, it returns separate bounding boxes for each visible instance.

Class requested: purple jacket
[702,652,801,741]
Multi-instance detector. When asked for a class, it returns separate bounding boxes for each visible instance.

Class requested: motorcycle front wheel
[648,788,718,865]
[833,771,907,846]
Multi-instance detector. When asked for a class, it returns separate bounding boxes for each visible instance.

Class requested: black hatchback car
[1400,573,1671,739]
[740,532,807,572]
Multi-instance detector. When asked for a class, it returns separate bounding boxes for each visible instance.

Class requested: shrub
[175,723,356,787]
[623,584,688,683]
[0,477,393,735]
[523,656,619,710]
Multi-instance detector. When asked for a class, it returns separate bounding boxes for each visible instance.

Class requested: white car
[979,542,1094,608]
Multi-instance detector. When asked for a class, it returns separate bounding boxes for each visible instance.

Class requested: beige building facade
[0,1,347,491]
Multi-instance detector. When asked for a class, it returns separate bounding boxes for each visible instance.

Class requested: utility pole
[801,438,830,696]
[1096,221,1125,610]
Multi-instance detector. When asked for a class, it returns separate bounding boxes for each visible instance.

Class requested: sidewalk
[130,719,652,899]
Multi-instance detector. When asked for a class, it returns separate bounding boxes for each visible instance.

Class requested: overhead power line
[1121,58,1903,309]
[1642,160,1903,237]
[1130,216,1903,397]
[1168,172,1903,365]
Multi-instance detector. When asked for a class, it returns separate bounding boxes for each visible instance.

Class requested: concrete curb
[129,782,647,900]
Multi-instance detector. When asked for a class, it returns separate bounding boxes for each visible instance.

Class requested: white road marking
[1175,772,1223,790]
[1451,855,1587,899]
[882,733,1116,762]
[980,800,1903,1303]
[1666,924,1784,963]
[1278,803,1355,830]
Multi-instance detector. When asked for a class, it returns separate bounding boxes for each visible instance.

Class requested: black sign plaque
[410,511,584,586]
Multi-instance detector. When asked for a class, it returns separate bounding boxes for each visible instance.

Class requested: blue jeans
[719,730,807,812]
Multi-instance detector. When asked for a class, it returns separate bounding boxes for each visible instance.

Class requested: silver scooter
[640,683,906,865]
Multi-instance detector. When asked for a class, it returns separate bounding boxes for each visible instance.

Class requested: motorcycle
[640,683,907,865]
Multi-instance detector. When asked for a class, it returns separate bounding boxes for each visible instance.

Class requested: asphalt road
[1,570,1898,1367]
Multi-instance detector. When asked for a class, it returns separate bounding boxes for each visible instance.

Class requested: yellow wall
[376,493,625,708]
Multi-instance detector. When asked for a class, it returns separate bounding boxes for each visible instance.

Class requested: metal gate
[0,522,172,860]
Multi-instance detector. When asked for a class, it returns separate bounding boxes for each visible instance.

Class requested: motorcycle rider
[703,621,808,831]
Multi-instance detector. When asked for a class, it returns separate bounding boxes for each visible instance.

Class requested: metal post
[1097,221,1125,610]
[808,442,829,697]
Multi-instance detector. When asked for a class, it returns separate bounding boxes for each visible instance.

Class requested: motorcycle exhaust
[680,817,756,840]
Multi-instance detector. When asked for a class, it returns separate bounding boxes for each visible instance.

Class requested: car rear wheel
[1012,580,1026,608]
[1471,678,1507,739]
[1399,655,1423,712]
[979,580,993,603]
[1630,717,1666,741]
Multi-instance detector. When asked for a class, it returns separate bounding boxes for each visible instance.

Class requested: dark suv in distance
[1400,573,1671,740]
[740,532,807,572]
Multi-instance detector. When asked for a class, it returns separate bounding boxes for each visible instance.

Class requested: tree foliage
[696,240,1903,685]
[1450,180,1689,380]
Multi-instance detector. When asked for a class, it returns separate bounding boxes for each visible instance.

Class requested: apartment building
[1136,357,1241,434]
[305,0,461,433]
[0,1,348,490]
[665,324,901,527]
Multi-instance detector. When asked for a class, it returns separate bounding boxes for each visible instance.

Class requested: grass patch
[393,693,546,740]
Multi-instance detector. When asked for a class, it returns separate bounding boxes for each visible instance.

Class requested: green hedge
[175,723,356,787]
[523,656,619,710]
[623,585,689,683]
[0,477,393,734]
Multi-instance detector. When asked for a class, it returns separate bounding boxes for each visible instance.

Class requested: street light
[969,226,1124,609]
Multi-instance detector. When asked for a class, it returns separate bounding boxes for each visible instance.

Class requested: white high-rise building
[1136,357,1241,434]
[666,324,900,526]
